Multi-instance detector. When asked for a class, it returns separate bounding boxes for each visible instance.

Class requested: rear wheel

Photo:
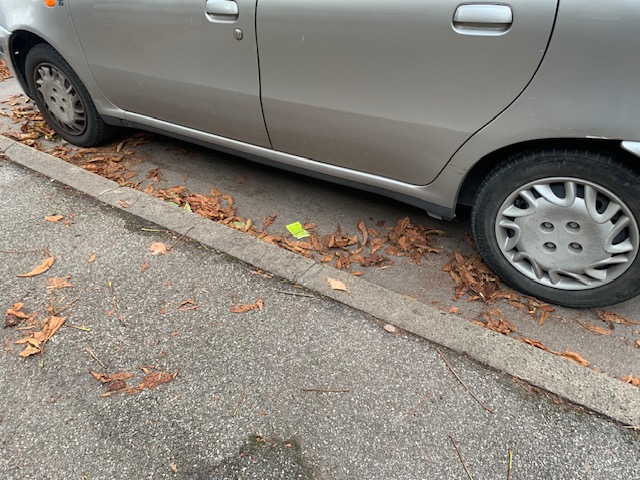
[471,149,640,307]
[25,43,114,147]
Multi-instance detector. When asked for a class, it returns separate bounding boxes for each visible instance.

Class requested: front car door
[68,0,270,147]
[258,1,558,185]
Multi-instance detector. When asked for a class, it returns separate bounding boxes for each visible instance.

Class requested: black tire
[471,149,640,308]
[25,43,114,147]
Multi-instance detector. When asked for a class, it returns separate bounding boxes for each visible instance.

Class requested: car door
[258,1,558,185]
[68,0,270,147]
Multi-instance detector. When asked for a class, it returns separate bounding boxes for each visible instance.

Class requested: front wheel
[25,43,114,147]
[471,149,640,307]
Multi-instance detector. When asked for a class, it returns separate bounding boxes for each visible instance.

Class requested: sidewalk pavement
[1,145,639,478]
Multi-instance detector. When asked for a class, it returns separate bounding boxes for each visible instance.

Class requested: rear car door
[68,0,270,147]
[258,1,558,184]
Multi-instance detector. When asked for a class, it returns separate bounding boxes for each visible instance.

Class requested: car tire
[471,149,640,307]
[25,43,114,147]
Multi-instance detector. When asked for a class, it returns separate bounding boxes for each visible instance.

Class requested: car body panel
[257,0,558,185]
[449,0,640,189]
[68,0,270,147]
[0,0,123,118]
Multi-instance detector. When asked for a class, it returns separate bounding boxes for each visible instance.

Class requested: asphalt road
[1,156,639,480]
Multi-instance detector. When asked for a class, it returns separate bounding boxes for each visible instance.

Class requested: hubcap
[34,63,87,136]
[495,177,639,290]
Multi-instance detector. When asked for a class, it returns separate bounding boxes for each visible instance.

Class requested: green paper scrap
[286,222,310,239]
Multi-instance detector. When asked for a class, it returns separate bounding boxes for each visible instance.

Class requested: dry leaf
[357,220,369,246]
[119,199,131,208]
[7,303,30,320]
[141,261,150,273]
[90,370,134,384]
[558,350,589,366]
[149,242,168,256]
[449,306,459,314]
[622,375,640,387]
[178,299,198,311]
[169,463,178,473]
[18,345,41,358]
[578,321,613,336]
[47,277,73,290]
[383,324,398,333]
[16,256,55,277]
[42,316,66,342]
[230,298,264,314]
[596,310,638,326]
[327,278,348,292]
[136,368,178,391]
[520,337,548,350]
[87,253,97,263]
[44,215,64,222]
[538,310,550,326]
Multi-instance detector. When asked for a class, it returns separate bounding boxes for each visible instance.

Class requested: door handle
[453,4,513,35]
[205,0,238,18]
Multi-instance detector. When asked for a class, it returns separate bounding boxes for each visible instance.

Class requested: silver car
[2,0,640,307]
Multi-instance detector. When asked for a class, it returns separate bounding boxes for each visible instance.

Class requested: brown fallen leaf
[136,367,178,391]
[230,298,264,314]
[178,299,198,311]
[140,261,150,273]
[578,321,613,336]
[357,219,369,246]
[89,370,135,384]
[622,374,640,387]
[6,303,30,320]
[119,199,130,208]
[327,277,348,292]
[636,340,640,349]
[16,256,55,278]
[520,337,548,350]
[475,309,516,336]
[87,253,97,263]
[44,215,64,222]
[449,306,459,314]
[47,276,73,290]
[596,310,638,326]
[538,310,550,326]
[149,242,168,256]
[42,316,66,342]
[18,345,41,358]
[90,367,177,396]
[558,350,589,367]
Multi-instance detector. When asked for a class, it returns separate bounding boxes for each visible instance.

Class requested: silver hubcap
[496,177,639,290]
[34,63,86,135]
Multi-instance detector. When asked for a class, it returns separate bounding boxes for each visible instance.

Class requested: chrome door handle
[454,5,512,24]
[453,4,512,35]
[205,0,238,18]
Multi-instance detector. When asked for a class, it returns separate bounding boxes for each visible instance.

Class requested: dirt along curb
[2,135,639,426]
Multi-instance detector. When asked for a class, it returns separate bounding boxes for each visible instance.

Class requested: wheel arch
[8,29,49,98]
[456,138,640,208]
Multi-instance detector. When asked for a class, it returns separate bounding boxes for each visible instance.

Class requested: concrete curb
[2,136,639,426]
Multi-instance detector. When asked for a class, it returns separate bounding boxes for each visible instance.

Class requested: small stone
[4,314,20,328]
[383,324,398,333]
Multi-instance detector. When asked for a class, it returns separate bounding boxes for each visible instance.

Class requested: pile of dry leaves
[0,60,12,81]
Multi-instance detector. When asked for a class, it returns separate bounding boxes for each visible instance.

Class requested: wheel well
[456,138,639,207]
[9,30,48,97]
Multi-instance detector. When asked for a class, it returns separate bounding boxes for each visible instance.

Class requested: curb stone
[2,135,639,426]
